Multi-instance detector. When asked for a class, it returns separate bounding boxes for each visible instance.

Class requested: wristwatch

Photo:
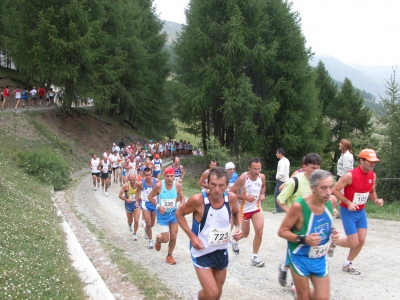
[235,225,243,229]
[296,235,306,244]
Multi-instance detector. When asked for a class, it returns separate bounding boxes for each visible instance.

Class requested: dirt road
[63,173,400,299]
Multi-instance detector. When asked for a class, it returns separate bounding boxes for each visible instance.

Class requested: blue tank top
[190,191,231,258]
[172,164,182,179]
[141,178,156,202]
[158,180,178,212]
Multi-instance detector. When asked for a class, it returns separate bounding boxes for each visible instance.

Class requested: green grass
[0,130,85,299]
[365,200,400,221]
[174,120,201,146]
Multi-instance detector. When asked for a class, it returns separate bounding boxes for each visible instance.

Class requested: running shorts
[91,172,101,177]
[192,249,229,270]
[141,201,156,212]
[125,201,140,213]
[101,172,109,179]
[243,209,261,221]
[340,206,368,235]
[288,249,329,278]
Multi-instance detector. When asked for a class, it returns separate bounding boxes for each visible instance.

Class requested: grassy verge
[67,190,182,299]
[0,130,85,299]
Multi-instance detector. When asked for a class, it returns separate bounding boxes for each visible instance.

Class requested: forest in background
[1,0,400,201]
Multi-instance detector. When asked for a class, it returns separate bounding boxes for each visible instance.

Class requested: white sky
[152,0,400,66]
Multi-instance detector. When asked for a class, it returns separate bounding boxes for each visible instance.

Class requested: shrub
[16,148,71,190]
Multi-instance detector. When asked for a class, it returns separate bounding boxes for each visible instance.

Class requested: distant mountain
[350,64,397,86]
[310,55,384,100]
[163,20,182,43]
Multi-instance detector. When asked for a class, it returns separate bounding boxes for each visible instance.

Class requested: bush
[16,148,71,190]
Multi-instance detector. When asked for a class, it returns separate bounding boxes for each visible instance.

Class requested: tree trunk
[63,78,74,112]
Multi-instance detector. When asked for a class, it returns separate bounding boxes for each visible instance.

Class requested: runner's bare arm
[229,174,252,202]
[148,182,162,208]
[181,165,185,180]
[228,192,243,241]
[198,171,208,189]
[135,182,143,206]
[175,194,204,249]
[118,184,131,203]
[176,183,185,205]
[259,174,266,201]
[369,174,384,206]
[332,172,356,208]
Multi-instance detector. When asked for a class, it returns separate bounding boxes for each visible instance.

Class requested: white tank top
[238,173,262,213]
[101,160,110,174]
[191,192,231,258]
[127,160,136,175]
[201,169,210,193]
[91,158,100,173]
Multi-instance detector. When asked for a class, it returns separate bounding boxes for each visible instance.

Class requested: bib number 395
[208,226,230,245]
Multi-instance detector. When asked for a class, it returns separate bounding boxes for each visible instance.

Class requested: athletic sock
[252,254,258,259]
[281,265,287,272]
[344,260,352,266]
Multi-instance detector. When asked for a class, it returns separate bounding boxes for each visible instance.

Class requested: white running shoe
[290,281,297,299]
[140,220,146,227]
[251,256,265,267]
[94,186,97,191]
[128,224,132,232]
[132,234,138,241]
[104,192,108,197]
[231,239,239,255]
[148,240,154,249]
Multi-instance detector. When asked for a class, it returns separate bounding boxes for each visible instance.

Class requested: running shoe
[166,255,176,265]
[231,239,240,255]
[104,192,108,197]
[94,186,97,191]
[98,183,100,188]
[278,263,287,286]
[155,236,161,251]
[251,256,265,267]
[140,220,146,227]
[132,234,138,241]
[342,263,361,275]
[290,281,297,299]
[128,224,132,232]
[148,240,154,249]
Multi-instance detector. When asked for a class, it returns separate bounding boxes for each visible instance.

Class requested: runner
[110,150,119,184]
[2,86,9,111]
[119,173,141,240]
[21,88,29,109]
[278,170,339,300]
[172,156,185,185]
[38,86,45,106]
[333,148,384,275]
[225,162,240,254]
[276,153,322,286]
[176,167,243,300]
[198,159,217,192]
[136,167,159,248]
[124,154,137,176]
[13,86,22,110]
[229,157,266,266]
[118,152,126,186]
[152,154,162,179]
[30,87,38,108]
[88,153,101,190]
[148,167,185,265]
[97,154,111,197]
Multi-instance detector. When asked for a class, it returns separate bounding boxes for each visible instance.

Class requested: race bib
[208,226,231,245]
[353,192,369,205]
[308,242,330,258]
[142,192,150,202]
[130,194,136,201]
[161,198,176,211]
[155,164,161,171]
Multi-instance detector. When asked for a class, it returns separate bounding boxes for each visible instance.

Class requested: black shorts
[112,167,118,170]
[191,249,229,270]
[92,172,101,177]
[101,172,109,179]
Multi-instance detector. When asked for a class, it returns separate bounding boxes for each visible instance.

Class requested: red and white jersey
[238,172,262,214]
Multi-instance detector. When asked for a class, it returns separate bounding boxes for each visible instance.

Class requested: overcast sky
[152,0,400,67]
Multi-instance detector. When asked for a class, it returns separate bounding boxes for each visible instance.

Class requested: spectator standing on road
[30,87,38,107]
[273,148,290,214]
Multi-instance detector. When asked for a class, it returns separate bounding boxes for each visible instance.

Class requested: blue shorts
[153,171,161,177]
[288,249,328,277]
[156,209,177,226]
[141,201,156,212]
[125,201,141,213]
[191,249,229,270]
[340,206,368,235]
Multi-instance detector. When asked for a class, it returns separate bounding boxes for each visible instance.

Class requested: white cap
[225,162,235,169]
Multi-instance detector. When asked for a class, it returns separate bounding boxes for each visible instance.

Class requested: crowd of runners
[88,138,384,300]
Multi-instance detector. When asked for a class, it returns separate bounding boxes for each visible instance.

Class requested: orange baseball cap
[359,149,380,162]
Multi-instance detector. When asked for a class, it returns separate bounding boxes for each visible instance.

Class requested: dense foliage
[0,0,174,139]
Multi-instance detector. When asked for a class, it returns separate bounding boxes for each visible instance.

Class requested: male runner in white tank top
[230,157,266,267]
[176,167,243,300]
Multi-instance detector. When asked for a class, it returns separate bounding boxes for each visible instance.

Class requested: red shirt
[341,166,375,211]
[38,87,45,96]
[3,88,9,97]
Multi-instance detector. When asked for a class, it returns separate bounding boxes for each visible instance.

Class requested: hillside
[163,20,183,43]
